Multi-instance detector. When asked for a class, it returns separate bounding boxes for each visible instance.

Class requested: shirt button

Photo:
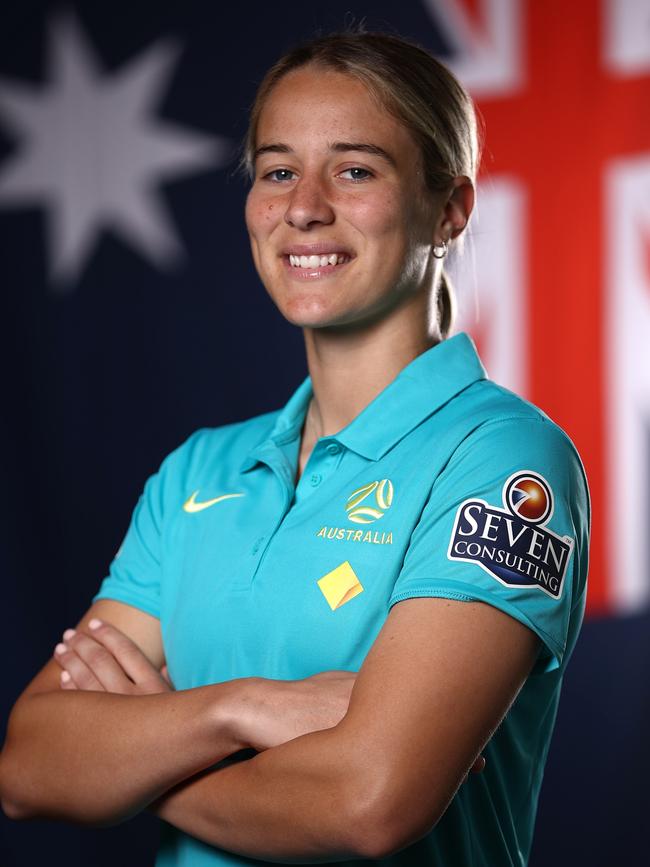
[252,536,264,554]
[310,473,322,487]
[326,443,341,456]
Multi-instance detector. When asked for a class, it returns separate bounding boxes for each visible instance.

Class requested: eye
[262,168,296,183]
[338,167,373,182]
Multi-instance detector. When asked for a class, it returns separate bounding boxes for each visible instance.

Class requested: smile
[288,253,351,268]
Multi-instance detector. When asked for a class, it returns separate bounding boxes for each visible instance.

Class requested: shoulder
[430,380,591,564]
[398,379,590,672]
[175,410,279,468]
[145,408,281,496]
[452,376,574,441]
[449,380,589,504]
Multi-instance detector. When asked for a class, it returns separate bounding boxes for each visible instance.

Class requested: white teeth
[288,253,350,267]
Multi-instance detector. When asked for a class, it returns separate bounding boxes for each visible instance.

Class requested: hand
[235,670,357,752]
[53,618,172,695]
[52,625,485,772]
[233,673,488,772]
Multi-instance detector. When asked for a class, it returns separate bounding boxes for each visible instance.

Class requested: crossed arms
[0,595,539,861]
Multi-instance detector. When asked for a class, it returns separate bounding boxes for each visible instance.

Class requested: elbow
[349,807,442,860]
[0,748,120,826]
[0,723,65,824]
[0,753,34,822]
[1,697,46,821]
[1,795,32,822]
[341,770,444,859]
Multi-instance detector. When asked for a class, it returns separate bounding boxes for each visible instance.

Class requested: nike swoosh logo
[183,491,245,513]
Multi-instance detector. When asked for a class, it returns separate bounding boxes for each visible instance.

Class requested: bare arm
[0,600,353,825]
[152,598,539,861]
[0,600,246,823]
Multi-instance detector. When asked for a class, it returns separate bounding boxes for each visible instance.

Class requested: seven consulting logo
[447,470,574,599]
[505,473,553,524]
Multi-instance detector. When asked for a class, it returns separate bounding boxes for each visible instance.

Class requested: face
[245,66,447,330]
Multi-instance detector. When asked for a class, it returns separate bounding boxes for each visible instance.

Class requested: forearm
[154,724,372,862]
[0,681,246,825]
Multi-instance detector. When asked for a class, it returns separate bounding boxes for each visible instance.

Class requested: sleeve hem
[388,583,564,672]
[92,589,161,620]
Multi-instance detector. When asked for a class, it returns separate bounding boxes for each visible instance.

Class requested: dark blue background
[1,2,646,863]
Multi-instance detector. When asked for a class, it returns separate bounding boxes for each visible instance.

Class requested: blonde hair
[242,31,481,337]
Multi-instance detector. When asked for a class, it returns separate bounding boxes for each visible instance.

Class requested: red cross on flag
[427,0,650,616]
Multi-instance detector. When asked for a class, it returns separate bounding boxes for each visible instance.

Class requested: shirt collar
[336,332,486,459]
[241,332,486,470]
[240,375,312,473]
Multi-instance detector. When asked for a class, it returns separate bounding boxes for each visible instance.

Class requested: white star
[0,12,230,287]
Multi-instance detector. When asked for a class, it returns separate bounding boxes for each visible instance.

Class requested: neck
[302,290,440,440]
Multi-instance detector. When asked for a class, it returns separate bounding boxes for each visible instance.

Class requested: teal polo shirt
[95,332,590,867]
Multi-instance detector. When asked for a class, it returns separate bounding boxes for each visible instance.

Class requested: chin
[287,309,379,334]
[277,294,344,328]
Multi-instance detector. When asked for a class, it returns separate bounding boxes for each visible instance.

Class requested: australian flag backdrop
[1,1,649,864]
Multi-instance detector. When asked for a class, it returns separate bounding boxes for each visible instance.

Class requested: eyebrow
[253,141,397,168]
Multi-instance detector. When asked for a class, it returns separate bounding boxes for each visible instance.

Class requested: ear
[436,176,475,242]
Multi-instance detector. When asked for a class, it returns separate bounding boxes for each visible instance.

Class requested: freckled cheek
[349,198,413,274]
[245,196,283,234]
[347,193,407,237]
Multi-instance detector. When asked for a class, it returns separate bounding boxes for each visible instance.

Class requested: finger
[61,629,135,693]
[59,669,78,691]
[54,641,105,692]
[85,619,165,689]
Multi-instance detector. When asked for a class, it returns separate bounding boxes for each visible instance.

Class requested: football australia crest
[447,471,574,599]
[345,479,394,524]
[315,479,395,544]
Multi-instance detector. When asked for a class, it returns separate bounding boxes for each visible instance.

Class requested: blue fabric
[94,332,590,866]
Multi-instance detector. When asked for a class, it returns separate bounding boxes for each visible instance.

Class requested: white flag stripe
[604,0,650,76]
[422,0,523,95]
[452,178,528,396]
[606,156,650,611]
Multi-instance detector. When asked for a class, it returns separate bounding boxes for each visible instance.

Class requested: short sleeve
[388,416,590,672]
[93,432,201,618]
[93,471,164,617]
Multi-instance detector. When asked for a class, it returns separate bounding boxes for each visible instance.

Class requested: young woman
[0,31,589,866]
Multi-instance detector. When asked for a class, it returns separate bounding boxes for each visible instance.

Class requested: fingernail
[63,629,76,641]
[55,643,67,655]
[60,670,71,683]
[88,619,102,630]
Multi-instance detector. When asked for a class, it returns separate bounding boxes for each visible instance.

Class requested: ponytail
[437,269,456,339]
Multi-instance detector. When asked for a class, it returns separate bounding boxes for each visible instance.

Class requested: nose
[284,175,335,230]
